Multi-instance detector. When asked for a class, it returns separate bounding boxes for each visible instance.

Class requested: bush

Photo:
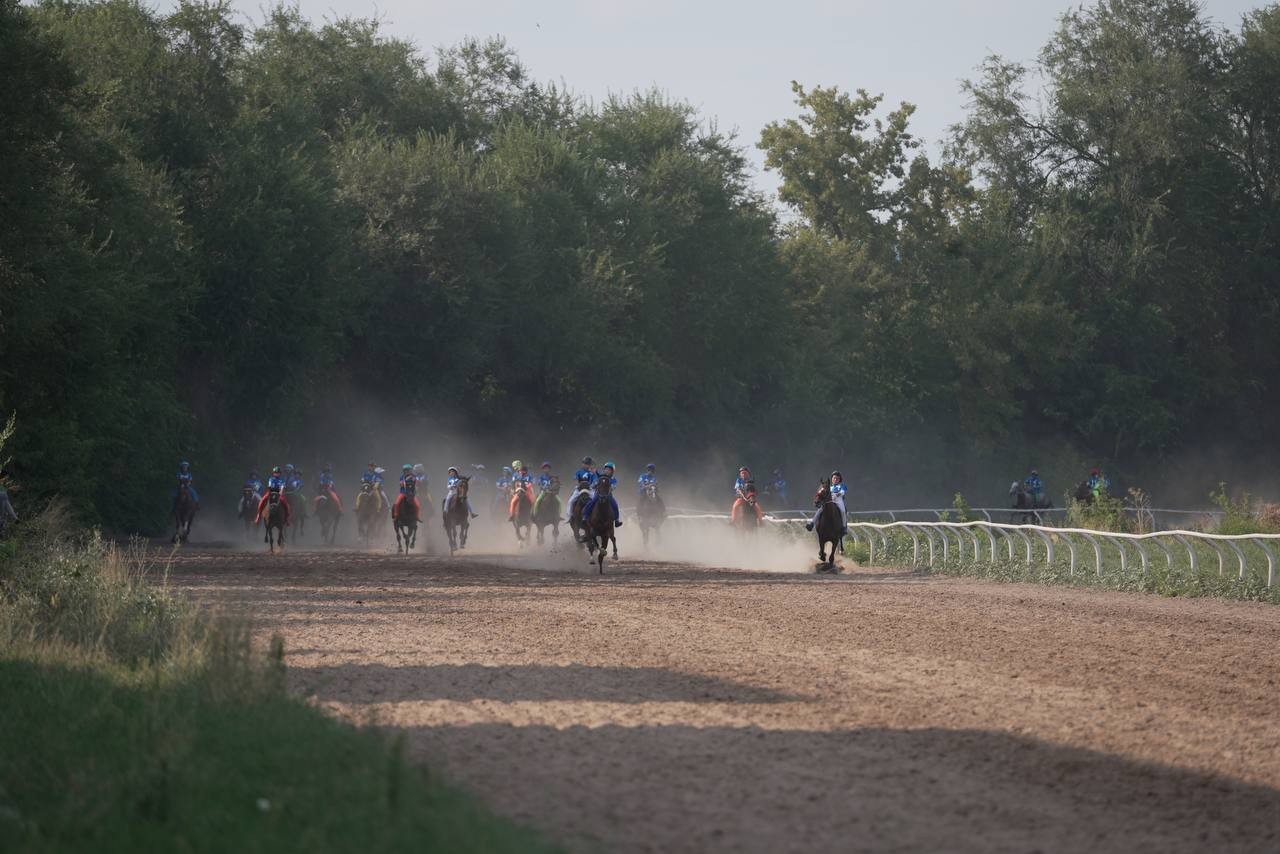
[1210,483,1278,535]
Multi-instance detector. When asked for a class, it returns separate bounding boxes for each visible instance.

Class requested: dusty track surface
[171,548,1280,853]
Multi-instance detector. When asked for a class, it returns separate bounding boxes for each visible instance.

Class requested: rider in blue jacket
[445,466,479,517]
[244,470,264,496]
[266,466,287,494]
[285,464,303,494]
[806,470,847,533]
[581,461,623,527]
[1024,469,1044,502]
[174,460,199,506]
[566,456,597,522]
[318,465,336,491]
[537,461,555,493]
[637,463,657,493]
[770,469,788,505]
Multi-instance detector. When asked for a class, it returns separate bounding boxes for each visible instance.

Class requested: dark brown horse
[813,479,844,571]
[172,484,196,544]
[284,483,307,539]
[314,488,341,546]
[636,481,666,548]
[533,476,562,546]
[583,476,619,574]
[237,487,259,540]
[263,490,288,554]
[443,476,471,555]
[393,479,420,554]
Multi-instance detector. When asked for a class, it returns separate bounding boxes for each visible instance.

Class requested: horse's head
[644,482,658,499]
[241,486,253,497]
[456,476,470,497]
[360,482,373,494]
[548,476,561,494]
[268,490,281,506]
[1009,481,1024,495]
[816,478,831,503]
[743,480,757,503]
[597,477,613,497]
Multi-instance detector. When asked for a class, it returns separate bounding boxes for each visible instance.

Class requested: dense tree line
[1,0,1278,530]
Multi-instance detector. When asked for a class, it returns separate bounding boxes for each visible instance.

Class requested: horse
[237,487,259,540]
[172,484,197,544]
[510,482,534,545]
[442,475,472,555]
[285,484,307,539]
[313,488,341,546]
[393,482,420,554]
[732,480,761,535]
[636,481,666,548]
[813,479,844,571]
[262,490,288,554]
[569,478,592,548]
[1009,481,1053,524]
[583,476,619,574]
[533,476,562,546]
[355,481,383,546]
[1073,481,1095,506]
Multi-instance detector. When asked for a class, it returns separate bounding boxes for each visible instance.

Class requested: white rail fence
[659,511,1276,588]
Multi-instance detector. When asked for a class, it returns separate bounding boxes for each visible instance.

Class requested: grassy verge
[0,509,557,853]
[853,528,1280,604]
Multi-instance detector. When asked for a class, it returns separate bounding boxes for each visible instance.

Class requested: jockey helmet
[541,461,551,469]
[772,468,781,476]
[1030,469,1039,476]
[447,467,459,475]
[581,456,593,465]
[603,461,616,470]
[272,465,282,475]
[646,463,656,471]
[739,466,750,475]
[250,470,259,477]
[511,459,523,471]
[1091,467,1100,476]
[323,463,332,472]
[413,463,425,474]
[367,461,375,468]
[472,464,485,471]
[502,466,513,475]
[179,460,190,469]
[402,464,412,472]
[284,464,294,473]
[831,470,843,481]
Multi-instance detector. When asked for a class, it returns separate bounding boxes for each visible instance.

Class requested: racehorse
[393,480,420,554]
[1073,481,1095,506]
[1009,481,1053,524]
[172,484,196,544]
[237,486,259,539]
[813,479,844,571]
[569,478,592,548]
[285,483,307,539]
[532,476,562,546]
[731,480,761,535]
[636,481,666,547]
[262,490,288,554]
[313,488,341,546]
[355,481,383,546]
[510,481,533,545]
[583,475,619,574]
[442,475,471,555]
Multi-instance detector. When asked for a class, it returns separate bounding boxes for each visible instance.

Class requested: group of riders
[1013,467,1114,507]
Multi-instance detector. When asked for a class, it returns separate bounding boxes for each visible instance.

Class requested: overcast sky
[223,0,1261,201]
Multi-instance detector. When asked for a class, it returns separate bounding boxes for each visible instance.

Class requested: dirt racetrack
[171,546,1280,853]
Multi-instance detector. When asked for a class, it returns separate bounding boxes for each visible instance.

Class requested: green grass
[853,528,1280,604]
[0,510,557,854]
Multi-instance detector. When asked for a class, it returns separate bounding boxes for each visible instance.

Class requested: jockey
[255,466,291,524]
[317,463,343,511]
[770,469,788,505]
[413,464,428,492]
[173,460,199,506]
[731,466,764,524]
[534,462,557,513]
[361,464,389,510]
[285,464,303,495]
[444,466,479,518]
[244,470,264,497]
[496,466,512,496]
[566,456,598,522]
[806,471,847,533]
[637,463,657,494]
[394,464,420,519]
[508,463,534,520]
[1025,469,1044,501]
[581,461,623,527]
[1088,468,1111,496]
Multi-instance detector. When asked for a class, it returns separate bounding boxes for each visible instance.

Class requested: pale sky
[224,0,1261,201]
